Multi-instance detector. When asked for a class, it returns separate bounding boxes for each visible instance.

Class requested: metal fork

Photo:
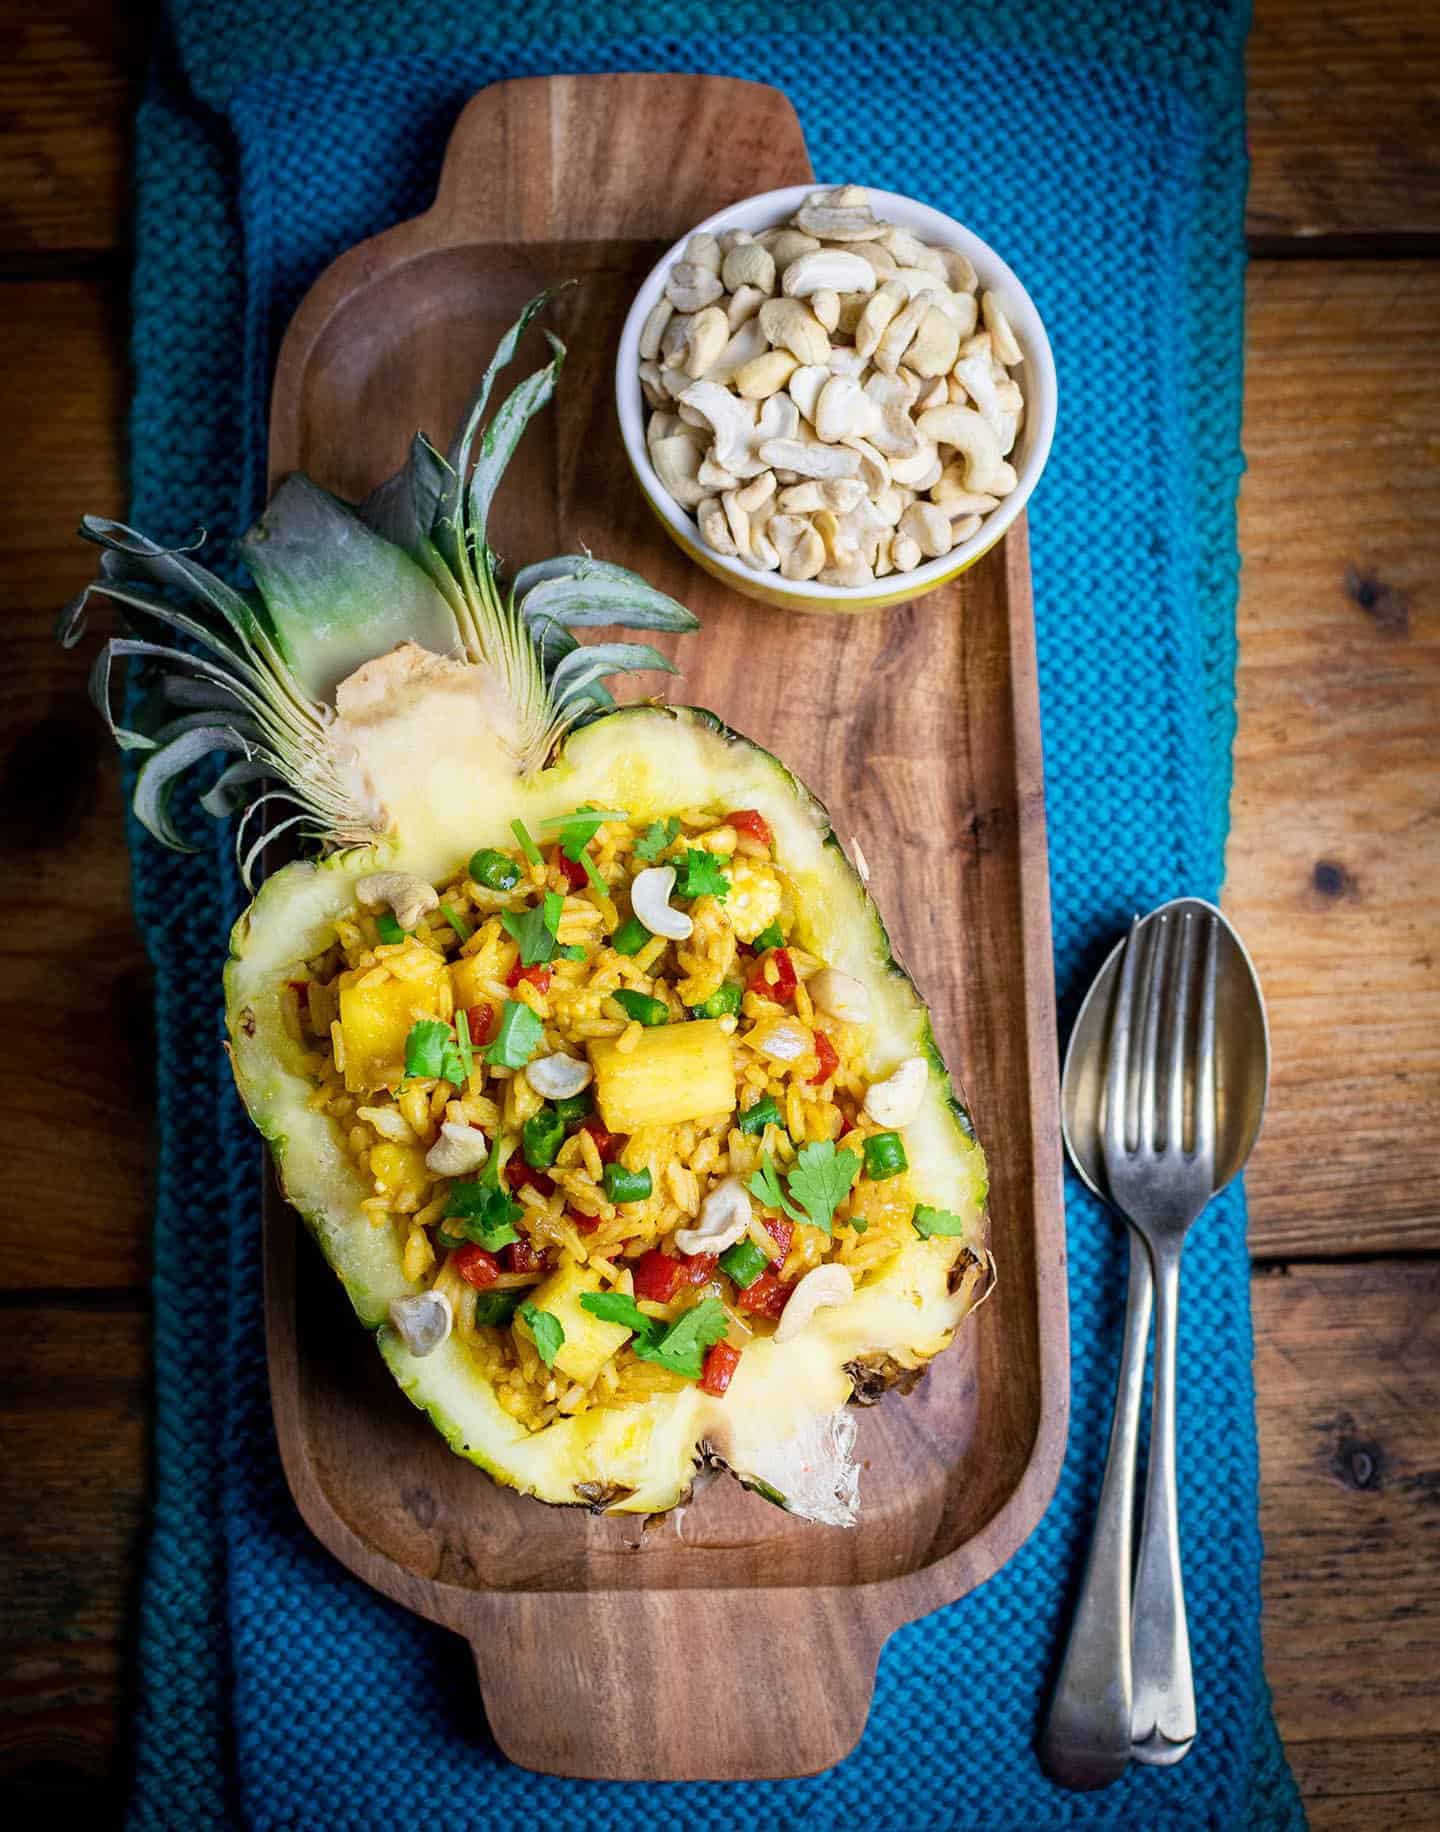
[1104,907,1219,1764]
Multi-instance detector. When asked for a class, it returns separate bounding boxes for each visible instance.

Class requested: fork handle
[1130,1238,1197,1760]
[1039,1228,1153,1789]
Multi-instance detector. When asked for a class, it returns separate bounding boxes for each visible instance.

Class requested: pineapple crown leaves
[58,289,698,886]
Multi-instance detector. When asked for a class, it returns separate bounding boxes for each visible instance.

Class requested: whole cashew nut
[630,865,693,941]
[355,872,438,932]
[863,1055,928,1127]
[674,1175,752,1255]
[775,1264,856,1342]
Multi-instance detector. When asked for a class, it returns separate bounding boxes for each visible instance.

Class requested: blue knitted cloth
[124,4,1303,1827]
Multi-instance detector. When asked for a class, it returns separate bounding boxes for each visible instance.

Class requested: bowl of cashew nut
[616,184,1056,614]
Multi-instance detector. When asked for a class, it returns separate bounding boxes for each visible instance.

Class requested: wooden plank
[1247,0,1440,246]
[1228,261,1440,1258]
[0,3,147,261]
[0,1300,148,1810]
[1256,1260,1440,1826]
[0,281,153,1289]
[1,0,1438,262]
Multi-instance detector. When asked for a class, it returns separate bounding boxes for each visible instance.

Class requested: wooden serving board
[263,73,1068,1781]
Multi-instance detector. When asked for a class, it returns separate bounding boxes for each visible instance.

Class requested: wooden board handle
[471,1589,883,1780]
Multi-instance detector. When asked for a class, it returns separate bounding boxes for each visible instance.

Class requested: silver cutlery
[1040,898,1270,1790]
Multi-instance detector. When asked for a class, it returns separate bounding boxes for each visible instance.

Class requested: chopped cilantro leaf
[746,1142,860,1237]
[746,1149,805,1225]
[634,817,680,862]
[634,1298,730,1380]
[442,1179,521,1250]
[560,943,587,961]
[579,1290,658,1340]
[540,806,626,848]
[673,848,729,901]
[502,890,564,965]
[403,1019,450,1080]
[519,1303,565,1368]
[472,1289,523,1326]
[786,1141,862,1237]
[486,1000,543,1070]
[541,806,623,892]
[913,1203,968,1239]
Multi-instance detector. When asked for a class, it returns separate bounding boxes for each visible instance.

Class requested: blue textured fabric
[123,4,1304,1827]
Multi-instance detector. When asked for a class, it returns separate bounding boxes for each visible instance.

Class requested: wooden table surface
[0,2,1435,1822]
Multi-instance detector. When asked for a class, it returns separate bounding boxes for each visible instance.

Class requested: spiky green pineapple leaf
[438,288,563,588]
[358,431,449,557]
[200,758,271,817]
[240,475,462,701]
[513,556,698,634]
[546,642,677,712]
[466,331,565,550]
[133,721,257,850]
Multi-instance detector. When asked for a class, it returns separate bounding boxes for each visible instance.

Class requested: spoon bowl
[1062,897,1270,1209]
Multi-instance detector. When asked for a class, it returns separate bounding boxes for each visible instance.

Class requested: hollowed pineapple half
[63,295,990,1526]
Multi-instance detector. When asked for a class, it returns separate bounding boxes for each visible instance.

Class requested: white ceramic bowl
[615,184,1057,615]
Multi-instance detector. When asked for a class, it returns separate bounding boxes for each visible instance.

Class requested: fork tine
[1193,914,1220,1173]
[1102,917,1143,1166]
[1165,910,1199,1152]
[1136,913,1173,1153]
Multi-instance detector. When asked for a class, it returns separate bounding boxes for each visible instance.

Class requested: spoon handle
[1130,1239,1197,1762]
[1039,1227,1153,1789]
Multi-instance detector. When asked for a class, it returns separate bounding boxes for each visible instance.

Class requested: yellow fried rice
[282,806,921,1432]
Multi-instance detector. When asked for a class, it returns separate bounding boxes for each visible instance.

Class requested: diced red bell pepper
[630,1249,685,1303]
[464,1002,496,1044]
[504,1237,549,1275]
[452,1245,501,1289]
[566,1207,600,1234]
[554,847,588,891]
[747,946,797,1003]
[735,1269,795,1319]
[762,1216,793,1262]
[700,1340,742,1397]
[506,1159,555,1198]
[506,960,552,992]
[810,1029,840,1085]
[581,1117,623,1163]
[727,808,773,849]
[683,1251,719,1286]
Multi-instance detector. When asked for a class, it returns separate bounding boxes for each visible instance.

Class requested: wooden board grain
[0,279,153,1290]
[262,73,1065,1781]
[1228,262,1440,1258]
[1247,0,1440,246]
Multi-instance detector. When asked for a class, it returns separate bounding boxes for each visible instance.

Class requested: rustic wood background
[1,1,1436,1822]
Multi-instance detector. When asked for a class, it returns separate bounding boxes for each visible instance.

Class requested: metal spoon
[1039,897,1269,1790]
